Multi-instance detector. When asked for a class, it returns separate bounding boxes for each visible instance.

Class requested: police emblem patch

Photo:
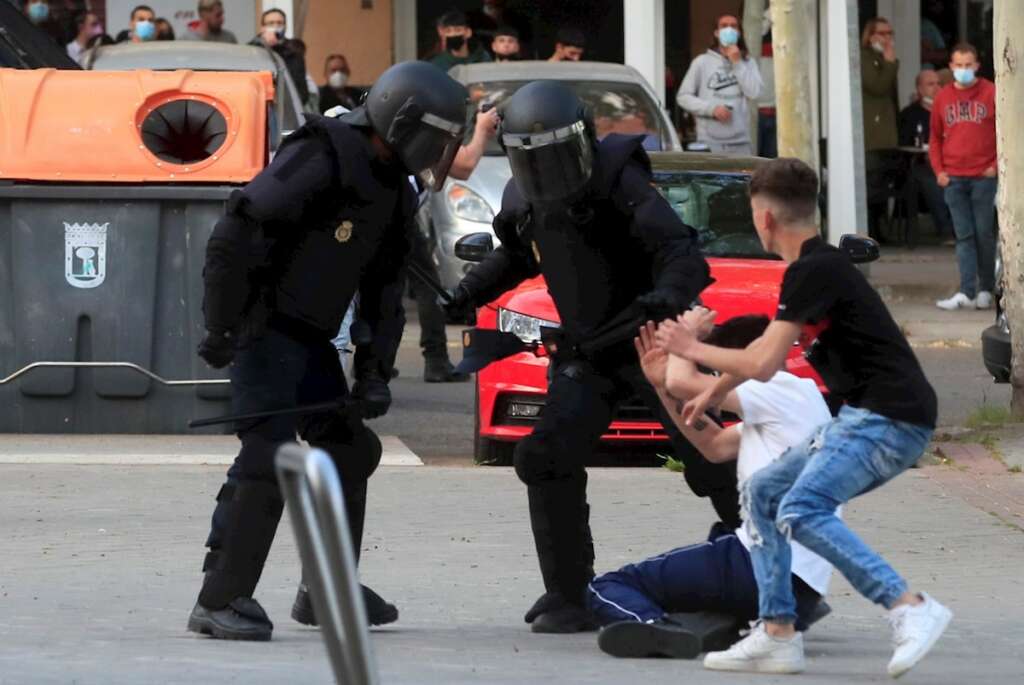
[64,222,108,288]
[335,220,354,243]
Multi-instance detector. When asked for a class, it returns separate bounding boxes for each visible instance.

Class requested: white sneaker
[936,292,975,310]
[887,593,953,678]
[975,291,993,309]
[703,621,806,674]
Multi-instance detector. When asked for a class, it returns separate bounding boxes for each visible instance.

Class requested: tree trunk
[771,0,815,165]
[994,1,1024,415]
[742,0,766,154]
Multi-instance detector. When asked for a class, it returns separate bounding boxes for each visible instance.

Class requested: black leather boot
[188,597,273,641]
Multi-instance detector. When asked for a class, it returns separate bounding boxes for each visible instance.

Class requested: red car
[470,152,827,464]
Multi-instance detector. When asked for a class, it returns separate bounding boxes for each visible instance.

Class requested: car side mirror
[454,232,495,263]
[839,234,880,264]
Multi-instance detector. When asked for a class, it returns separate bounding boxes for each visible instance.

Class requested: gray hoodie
[677,49,762,146]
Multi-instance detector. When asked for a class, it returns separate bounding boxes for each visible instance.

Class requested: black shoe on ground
[423,358,470,383]
[524,591,566,624]
[597,618,702,659]
[804,599,832,628]
[188,597,273,641]
[291,583,399,627]
[531,605,598,634]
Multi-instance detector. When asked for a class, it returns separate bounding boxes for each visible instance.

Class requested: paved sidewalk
[1,462,1021,684]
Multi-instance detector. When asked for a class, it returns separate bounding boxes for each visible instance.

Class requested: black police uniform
[456,133,741,630]
[192,112,415,633]
[190,60,467,640]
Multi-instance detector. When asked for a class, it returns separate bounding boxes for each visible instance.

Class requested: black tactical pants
[199,325,382,609]
[513,356,740,607]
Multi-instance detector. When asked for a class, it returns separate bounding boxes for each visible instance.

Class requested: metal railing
[274,444,379,685]
[0,361,229,386]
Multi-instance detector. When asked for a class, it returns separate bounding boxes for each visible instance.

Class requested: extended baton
[188,397,360,429]
[407,260,453,304]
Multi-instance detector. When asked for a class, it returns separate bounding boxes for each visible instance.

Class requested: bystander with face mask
[319,54,363,114]
[676,13,762,155]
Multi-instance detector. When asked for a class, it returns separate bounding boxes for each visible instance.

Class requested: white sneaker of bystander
[936,292,975,310]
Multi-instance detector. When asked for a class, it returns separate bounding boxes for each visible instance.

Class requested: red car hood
[495,257,787,323]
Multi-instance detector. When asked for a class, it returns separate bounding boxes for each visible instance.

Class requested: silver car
[420,61,681,291]
[84,41,306,153]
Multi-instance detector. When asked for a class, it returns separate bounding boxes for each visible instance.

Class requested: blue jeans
[744,406,932,623]
[944,176,997,298]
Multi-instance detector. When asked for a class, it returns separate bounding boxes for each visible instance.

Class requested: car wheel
[473,382,515,466]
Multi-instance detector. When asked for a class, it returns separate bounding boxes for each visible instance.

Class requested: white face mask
[328,71,348,89]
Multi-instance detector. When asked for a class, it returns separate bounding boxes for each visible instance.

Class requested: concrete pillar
[623,0,666,106]
[392,0,417,63]
[826,0,868,241]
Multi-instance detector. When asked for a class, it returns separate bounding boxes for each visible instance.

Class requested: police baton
[406,260,453,304]
[188,397,362,429]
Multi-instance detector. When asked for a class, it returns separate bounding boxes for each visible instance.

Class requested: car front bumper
[476,350,669,445]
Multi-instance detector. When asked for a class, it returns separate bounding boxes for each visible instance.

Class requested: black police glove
[635,290,684,322]
[352,374,391,419]
[440,284,476,321]
[197,330,236,369]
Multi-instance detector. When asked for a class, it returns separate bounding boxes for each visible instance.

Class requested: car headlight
[498,307,559,343]
[447,184,494,224]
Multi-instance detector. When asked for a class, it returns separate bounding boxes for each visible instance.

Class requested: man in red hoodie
[930,42,998,311]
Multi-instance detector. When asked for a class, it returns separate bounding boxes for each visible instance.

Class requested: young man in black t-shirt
[655,158,951,677]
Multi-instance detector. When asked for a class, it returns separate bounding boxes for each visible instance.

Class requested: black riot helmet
[355,61,469,190]
[499,80,596,204]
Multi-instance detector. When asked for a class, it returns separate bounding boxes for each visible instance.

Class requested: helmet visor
[393,111,465,191]
[503,121,593,203]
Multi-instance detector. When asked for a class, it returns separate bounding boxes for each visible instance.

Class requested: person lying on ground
[588,313,835,659]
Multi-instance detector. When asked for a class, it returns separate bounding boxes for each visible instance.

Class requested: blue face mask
[953,67,976,86]
[27,2,50,24]
[718,26,740,47]
[134,19,156,41]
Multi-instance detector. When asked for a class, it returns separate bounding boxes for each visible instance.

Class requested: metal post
[826,0,869,242]
[275,444,379,685]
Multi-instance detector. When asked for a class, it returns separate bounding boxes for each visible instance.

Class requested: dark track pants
[586,534,820,629]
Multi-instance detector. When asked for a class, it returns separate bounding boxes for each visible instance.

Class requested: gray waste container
[0,184,231,433]
[0,67,278,433]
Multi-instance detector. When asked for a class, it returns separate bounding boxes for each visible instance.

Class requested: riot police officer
[188,61,468,641]
[447,81,740,633]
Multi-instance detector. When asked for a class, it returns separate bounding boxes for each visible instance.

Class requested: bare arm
[658,318,802,383]
[655,388,741,463]
[664,354,743,415]
[447,108,499,181]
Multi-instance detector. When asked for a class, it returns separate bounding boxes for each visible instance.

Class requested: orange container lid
[0,68,275,183]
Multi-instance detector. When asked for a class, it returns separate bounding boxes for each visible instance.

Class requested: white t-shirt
[731,371,836,596]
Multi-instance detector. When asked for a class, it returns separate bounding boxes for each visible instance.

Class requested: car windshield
[655,171,775,259]
[465,79,668,154]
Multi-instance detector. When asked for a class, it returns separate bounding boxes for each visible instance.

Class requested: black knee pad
[314,424,383,484]
[514,435,546,485]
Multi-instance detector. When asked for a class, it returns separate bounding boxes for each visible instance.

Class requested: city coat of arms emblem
[64,222,108,288]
